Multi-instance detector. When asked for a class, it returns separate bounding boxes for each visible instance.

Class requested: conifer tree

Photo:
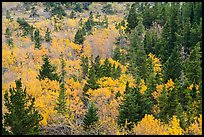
[81,55,89,79]
[185,42,202,84]
[37,55,59,81]
[74,27,86,45]
[2,79,43,135]
[125,3,139,33]
[34,29,42,49]
[158,86,170,122]
[83,102,99,129]
[5,27,14,47]
[118,86,149,129]
[55,54,67,114]
[70,10,76,19]
[84,11,94,33]
[44,28,52,42]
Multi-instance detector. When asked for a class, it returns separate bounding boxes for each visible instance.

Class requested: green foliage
[33,29,42,49]
[185,42,202,84]
[74,27,86,45]
[83,102,99,129]
[37,55,60,81]
[5,27,14,47]
[44,28,52,42]
[102,3,114,15]
[51,5,67,19]
[55,54,67,114]
[70,10,76,19]
[2,79,43,135]
[84,12,94,33]
[125,3,139,33]
[73,3,83,13]
[118,86,150,129]
[81,55,89,79]
[17,18,33,37]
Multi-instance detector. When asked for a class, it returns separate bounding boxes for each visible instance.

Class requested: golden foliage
[165,79,175,91]
[139,79,147,94]
[133,114,169,135]
[168,115,183,135]
[187,114,202,135]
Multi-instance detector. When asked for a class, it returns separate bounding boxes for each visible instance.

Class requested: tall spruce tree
[125,3,139,33]
[74,27,86,45]
[118,85,149,129]
[83,102,99,129]
[81,55,89,79]
[34,29,42,49]
[37,55,59,81]
[55,54,67,114]
[44,28,52,42]
[5,27,14,47]
[185,42,202,84]
[2,79,43,135]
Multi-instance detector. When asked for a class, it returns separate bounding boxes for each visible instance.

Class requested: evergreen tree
[2,79,43,135]
[74,27,86,45]
[5,27,14,47]
[33,29,42,49]
[73,3,83,12]
[83,102,99,129]
[81,55,89,79]
[163,45,183,82]
[118,86,150,129]
[84,12,94,33]
[158,86,170,123]
[185,42,202,84]
[16,18,32,37]
[51,5,67,19]
[78,18,83,28]
[44,28,52,42]
[69,10,76,19]
[125,3,139,33]
[37,55,59,81]
[126,17,148,80]
[55,54,67,114]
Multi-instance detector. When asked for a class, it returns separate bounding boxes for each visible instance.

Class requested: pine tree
[158,86,170,123]
[185,42,202,84]
[55,54,67,114]
[2,79,43,135]
[83,102,99,129]
[81,55,89,79]
[84,11,94,33]
[5,27,14,47]
[118,86,149,129]
[70,10,76,19]
[34,29,42,49]
[78,18,83,28]
[163,45,183,82]
[74,27,86,45]
[44,28,52,42]
[37,55,59,81]
[125,3,139,33]
[127,17,148,80]
[82,66,99,107]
